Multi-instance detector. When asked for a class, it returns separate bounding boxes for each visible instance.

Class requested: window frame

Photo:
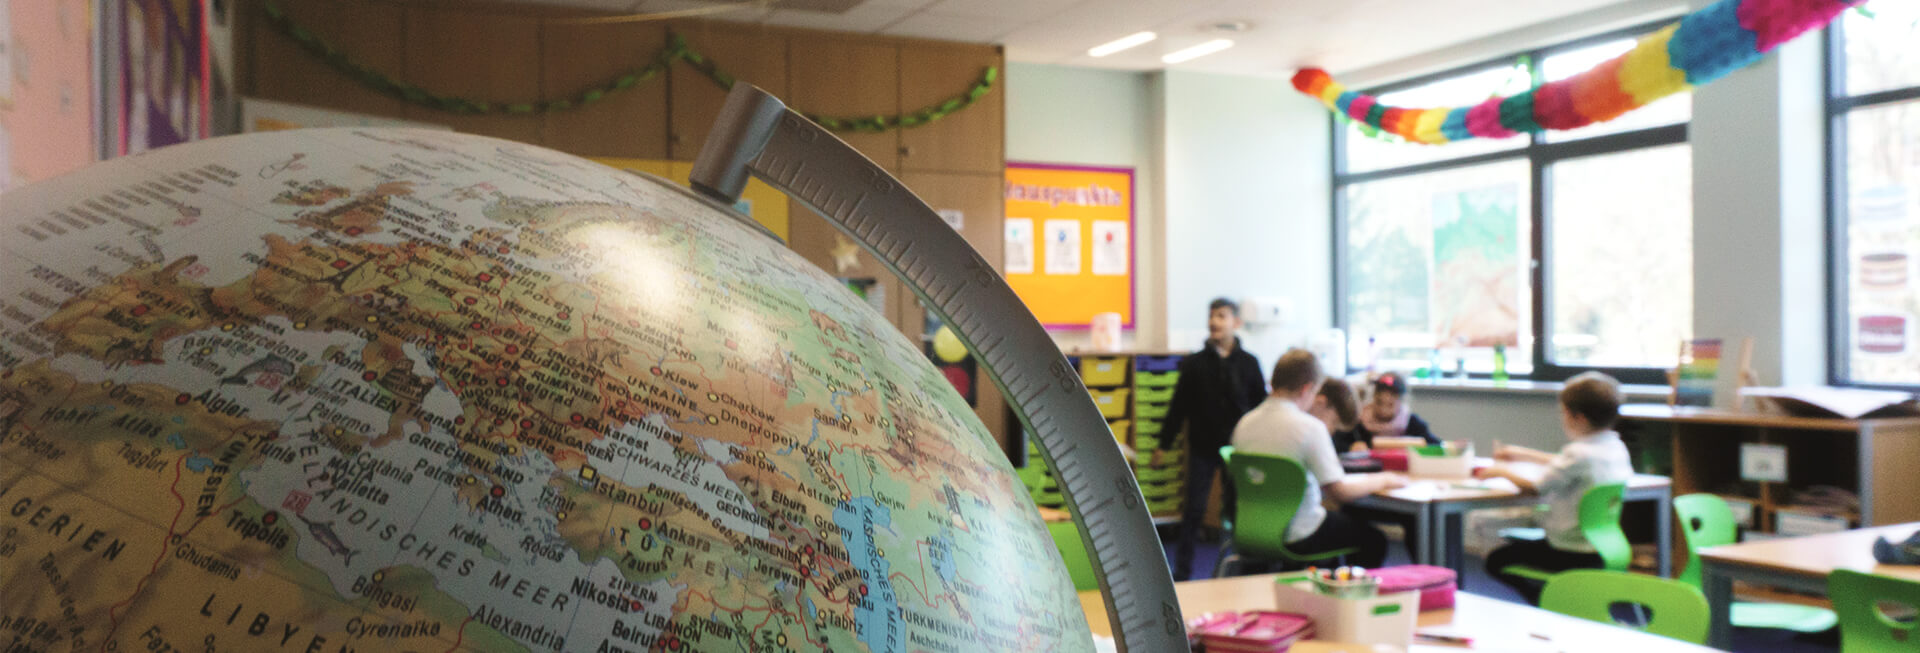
[1824,17,1920,390]
[1332,19,1689,385]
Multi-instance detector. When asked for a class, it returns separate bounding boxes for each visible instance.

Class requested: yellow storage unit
[1079,356,1129,386]
[1089,388,1130,418]
[1106,419,1131,444]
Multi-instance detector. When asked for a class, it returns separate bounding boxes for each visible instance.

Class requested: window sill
[1402,377,1670,399]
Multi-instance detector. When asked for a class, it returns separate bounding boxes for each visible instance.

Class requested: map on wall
[1430,183,1523,348]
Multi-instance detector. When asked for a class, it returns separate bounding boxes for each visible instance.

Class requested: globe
[0,128,1092,652]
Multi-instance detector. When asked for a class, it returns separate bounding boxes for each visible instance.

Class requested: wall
[1688,10,1827,393]
[1159,70,1333,370]
[1004,63,1163,351]
[1,0,94,190]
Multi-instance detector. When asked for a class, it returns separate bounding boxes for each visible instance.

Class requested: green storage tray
[1135,466,1182,483]
[1134,385,1176,403]
[1134,401,1169,419]
[1135,370,1180,388]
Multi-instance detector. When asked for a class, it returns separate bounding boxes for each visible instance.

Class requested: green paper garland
[260,1,997,133]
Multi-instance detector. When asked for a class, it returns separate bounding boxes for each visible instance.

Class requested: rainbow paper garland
[1293,0,1865,144]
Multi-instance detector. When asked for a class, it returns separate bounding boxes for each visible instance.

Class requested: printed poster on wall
[1043,219,1081,275]
[110,0,212,157]
[1004,218,1034,274]
[1091,220,1129,276]
[1005,162,1134,328]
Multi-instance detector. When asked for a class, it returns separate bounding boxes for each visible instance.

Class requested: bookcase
[1620,404,1920,534]
[1015,351,1190,522]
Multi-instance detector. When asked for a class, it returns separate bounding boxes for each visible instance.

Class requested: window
[1830,0,1920,388]
[1335,22,1691,383]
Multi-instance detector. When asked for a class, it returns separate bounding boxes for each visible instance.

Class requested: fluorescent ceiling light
[1088,31,1157,57]
[1161,39,1234,64]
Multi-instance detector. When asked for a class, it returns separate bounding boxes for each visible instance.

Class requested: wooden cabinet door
[669,22,788,161]
[787,35,900,172]
[541,21,670,159]
[402,8,544,143]
[898,42,1004,175]
[900,170,1007,447]
[243,0,410,118]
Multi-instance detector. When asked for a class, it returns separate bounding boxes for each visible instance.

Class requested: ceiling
[503,0,1675,78]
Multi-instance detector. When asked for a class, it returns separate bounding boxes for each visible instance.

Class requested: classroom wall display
[107,0,212,156]
[0,0,96,191]
[589,157,790,241]
[1005,162,1134,329]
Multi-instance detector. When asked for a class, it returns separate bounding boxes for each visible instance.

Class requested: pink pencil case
[1189,610,1314,652]
[1372,564,1457,611]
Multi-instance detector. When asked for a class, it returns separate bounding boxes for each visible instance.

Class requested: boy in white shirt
[1230,349,1408,569]
[1477,371,1634,604]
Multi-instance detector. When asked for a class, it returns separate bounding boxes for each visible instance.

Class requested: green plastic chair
[1506,482,1630,582]
[1541,570,1711,644]
[1046,520,1099,591]
[1673,493,1837,633]
[1217,448,1357,575]
[1830,569,1920,652]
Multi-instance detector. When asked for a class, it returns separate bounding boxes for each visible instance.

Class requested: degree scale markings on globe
[0,114,1167,652]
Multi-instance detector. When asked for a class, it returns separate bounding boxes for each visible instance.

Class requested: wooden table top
[1620,403,1920,431]
[1700,523,1920,583]
[1078,573,1721,651]
[1374,473,1669,504]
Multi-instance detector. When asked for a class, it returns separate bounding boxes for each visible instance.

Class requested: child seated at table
[1348,372,1440,452]
[1231,349,1409,569]
[1310,376,1361,443]
[1477,371,1635,604]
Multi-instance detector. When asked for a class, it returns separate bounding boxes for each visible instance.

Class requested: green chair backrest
[1541,569,1710,644]
[1219,445,1233,463]
[1046,520,1099,592]
[1223,451,1312,561]
[1830,569,1920,652]
[1672,493,1738,588]
[1580,482,1632,572]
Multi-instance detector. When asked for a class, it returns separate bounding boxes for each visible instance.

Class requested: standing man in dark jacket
[1152,298,1268,580]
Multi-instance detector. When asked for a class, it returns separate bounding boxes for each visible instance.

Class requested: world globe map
[0,128,1091,652]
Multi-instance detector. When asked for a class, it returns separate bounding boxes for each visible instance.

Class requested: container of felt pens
[1306,566,1379,598]
[1274,567,1418,647]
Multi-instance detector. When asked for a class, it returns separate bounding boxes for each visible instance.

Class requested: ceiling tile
[923,0,1080,22]
[633,0,771,22]
[880,11,1014,42]
[762,3,921,32]
[487,0,1668,77]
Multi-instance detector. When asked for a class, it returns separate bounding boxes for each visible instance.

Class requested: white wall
[1688,9,1828,393]
[1005,63,1165,351]
[1159,70,1334,370]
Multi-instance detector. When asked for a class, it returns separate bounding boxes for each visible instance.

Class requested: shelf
[1622,404,1919,432]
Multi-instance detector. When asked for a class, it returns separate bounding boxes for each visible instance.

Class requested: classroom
[0,0,1915,651]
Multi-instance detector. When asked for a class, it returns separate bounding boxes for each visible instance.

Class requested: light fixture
[1161,39,1233,64]
[1088,31,1157,58]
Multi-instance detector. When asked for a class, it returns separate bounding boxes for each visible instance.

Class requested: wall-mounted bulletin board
[1004,162,1133,329]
